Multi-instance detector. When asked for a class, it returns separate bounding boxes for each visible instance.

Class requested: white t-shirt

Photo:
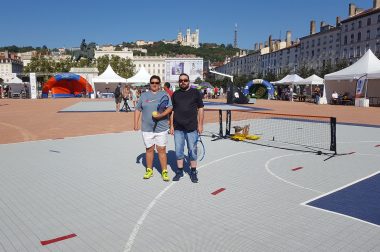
[332,92,338,99]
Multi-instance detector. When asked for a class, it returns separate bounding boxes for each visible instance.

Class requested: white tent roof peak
[6,76,24,84]
[295,74,324,85]
[274,74,304,84]
[126,66,151,84]
[93,64,127,83]
[325,49,380,80]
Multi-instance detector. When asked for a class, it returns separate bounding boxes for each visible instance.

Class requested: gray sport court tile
[0,121,379,251]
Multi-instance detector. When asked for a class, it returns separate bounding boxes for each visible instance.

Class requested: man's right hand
[169,126,174,135]
[134,124,140,131]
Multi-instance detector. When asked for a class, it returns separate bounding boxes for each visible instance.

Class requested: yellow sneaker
[143,168,153,179]
[162,170,170,182]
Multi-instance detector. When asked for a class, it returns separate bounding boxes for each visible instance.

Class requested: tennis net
[204,109,337,154]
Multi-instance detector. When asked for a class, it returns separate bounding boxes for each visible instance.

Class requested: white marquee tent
[93,65,127,93]
[126,66,151,86]
[294,74,327,104]
[324,49,380,104]
[274,74,305,84]
[295,74,324,85]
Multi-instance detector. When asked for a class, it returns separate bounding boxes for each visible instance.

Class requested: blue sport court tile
[307,172,380,226]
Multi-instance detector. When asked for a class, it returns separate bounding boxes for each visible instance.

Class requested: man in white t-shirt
[331,91,339,104]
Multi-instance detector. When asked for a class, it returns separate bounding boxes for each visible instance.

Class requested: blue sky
[0,0,374,49]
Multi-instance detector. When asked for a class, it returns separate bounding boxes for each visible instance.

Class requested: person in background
[314,86,321,104]
[130,86,138,108]
[114,83,122,112]
[331,90,339,105]
[164,82,174,97]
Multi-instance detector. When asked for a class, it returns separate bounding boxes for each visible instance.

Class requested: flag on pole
[355,75,367,98]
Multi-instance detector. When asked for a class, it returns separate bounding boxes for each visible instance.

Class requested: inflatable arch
[42,73,94,98]
[243,79,275,99]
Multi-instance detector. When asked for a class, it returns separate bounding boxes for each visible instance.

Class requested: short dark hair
[179,73,189,81]
[150,75,161,83]
[164,82,171,88]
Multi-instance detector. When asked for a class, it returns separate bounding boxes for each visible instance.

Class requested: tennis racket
[153,95,170,132]
[194,135,205,161]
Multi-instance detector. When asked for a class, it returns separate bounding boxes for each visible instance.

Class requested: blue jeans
[174,130,198,161]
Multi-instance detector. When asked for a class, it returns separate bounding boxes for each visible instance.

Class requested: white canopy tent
[294,74,327,104]
[4,76,30,94]
[324,49,380,104]
[93,65,127,93]
[274,74,305,84]
[294,74,324,85]
[126,66,151,86]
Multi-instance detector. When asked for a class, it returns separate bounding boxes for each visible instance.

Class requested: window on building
[367,30,371,40]
[148,64,150,67]
[311,50,314,57]
[376,42,380,52]
[158,69,160,74]
[345,25,348,32]
[358,20,362,28]
[367,18,372,26]
[378,15,380,23]
[357,46,361,57]
[377,27,380,38]
[358,32,362,42]
[350,34,354,43]
[344,35,347,45]
[351,23,355,31]
[366,43,370,51]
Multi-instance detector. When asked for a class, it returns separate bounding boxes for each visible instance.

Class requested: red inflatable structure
[42,73,93,98]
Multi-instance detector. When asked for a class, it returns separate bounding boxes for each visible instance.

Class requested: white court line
[123,147,271,252]
[300,171,380,228]
[264,153,322,193]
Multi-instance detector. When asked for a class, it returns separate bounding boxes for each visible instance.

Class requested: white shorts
[142,131,168,148]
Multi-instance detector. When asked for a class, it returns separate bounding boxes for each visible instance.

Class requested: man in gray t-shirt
[134,75,173,182]
[135,90,172,133]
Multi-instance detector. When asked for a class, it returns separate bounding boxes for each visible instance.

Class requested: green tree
[319,60,334,77]
[335,58,349,71]
[96,55,135,78]
[263,71,276,82]
[194,77,202,84]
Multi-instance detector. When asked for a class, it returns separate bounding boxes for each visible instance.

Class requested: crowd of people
[0,84,29,99]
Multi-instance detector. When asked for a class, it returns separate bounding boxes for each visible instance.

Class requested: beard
[179,83,189,90]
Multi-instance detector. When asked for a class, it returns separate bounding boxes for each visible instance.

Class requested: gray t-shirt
[136,91,172,133]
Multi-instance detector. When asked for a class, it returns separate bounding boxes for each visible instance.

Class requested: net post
[218,109,223,138]
[225,110,231,137]
[330,117,337,154]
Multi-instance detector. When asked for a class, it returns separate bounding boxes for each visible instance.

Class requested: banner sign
[30,73,37,99]
[355,75,367,98]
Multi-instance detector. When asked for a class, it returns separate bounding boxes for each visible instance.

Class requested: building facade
[216,1,380,79]
[176,28,200,48]
[0,51,23,82]
[133,56,166,82]
[94,48,133,59]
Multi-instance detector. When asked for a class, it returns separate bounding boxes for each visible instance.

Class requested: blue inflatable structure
[243,79,275,99]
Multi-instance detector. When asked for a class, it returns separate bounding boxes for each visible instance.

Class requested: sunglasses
[179,79,189,83]
[150,82,160,84]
